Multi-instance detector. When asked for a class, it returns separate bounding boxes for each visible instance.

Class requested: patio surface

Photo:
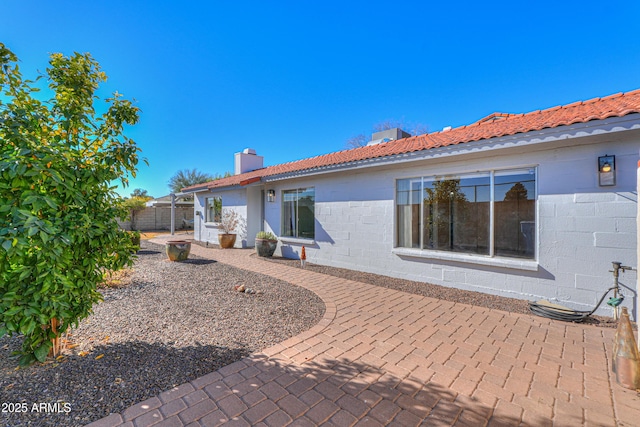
[88,235,640,426]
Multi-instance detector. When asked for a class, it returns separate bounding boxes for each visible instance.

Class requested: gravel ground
[257,254,618,328]
[0,241,325,427]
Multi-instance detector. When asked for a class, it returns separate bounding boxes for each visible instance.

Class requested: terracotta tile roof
[183,89,640,192]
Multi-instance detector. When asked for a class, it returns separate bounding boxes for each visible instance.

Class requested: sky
[2,1,639,198]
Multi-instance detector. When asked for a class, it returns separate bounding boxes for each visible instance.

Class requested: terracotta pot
[255,238,277,257]
[218,233,237,249]
[165,240,191,261]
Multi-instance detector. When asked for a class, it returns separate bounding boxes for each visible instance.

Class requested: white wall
[194,188,249,248]
[246,186,263,246]
[265,133,638,318]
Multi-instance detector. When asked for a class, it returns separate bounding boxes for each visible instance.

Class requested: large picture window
[282,188,315,239]
[396,169,536,259]
[205,196,222,223]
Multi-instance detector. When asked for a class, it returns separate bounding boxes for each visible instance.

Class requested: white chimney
[234,148,264,175]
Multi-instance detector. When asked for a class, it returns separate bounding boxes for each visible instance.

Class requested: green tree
[123,189,153,230]
[504,182,528,201]
[168,168,214,193]
[130,188,152,199]
[423,179,469,250]
[0,44,143,365]
[122,197,148,231]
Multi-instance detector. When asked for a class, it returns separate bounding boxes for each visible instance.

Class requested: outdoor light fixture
[598,154,616,186]
[267,189,276,202]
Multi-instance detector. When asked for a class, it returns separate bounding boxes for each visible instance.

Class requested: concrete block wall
[118,206,193,231]
[268,135,638,318]
[191,128,638,318]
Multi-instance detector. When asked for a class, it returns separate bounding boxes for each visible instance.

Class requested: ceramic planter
[218,233,237,249]
[255,238,277,257]
[165,240,191,261]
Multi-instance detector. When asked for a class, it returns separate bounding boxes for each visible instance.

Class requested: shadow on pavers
[0,341,250,427]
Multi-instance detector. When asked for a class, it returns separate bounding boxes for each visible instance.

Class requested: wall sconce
[267,189,276,202]
[598,154,616,186]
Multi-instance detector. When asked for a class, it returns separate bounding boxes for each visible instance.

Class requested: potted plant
[255,231,278,257]
[218,209,239,248]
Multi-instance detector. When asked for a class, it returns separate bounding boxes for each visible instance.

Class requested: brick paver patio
[87,235,640,426]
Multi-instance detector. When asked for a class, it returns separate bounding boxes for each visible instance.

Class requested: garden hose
[529,286,617,322]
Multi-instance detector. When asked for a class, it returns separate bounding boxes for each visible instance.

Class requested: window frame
[281,187,315,240]
[204,196,222,224]
[395,167,537,262]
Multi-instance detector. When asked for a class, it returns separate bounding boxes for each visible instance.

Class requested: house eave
[262,114,640,182]
[184,114,640,190]
[181,186,209,193]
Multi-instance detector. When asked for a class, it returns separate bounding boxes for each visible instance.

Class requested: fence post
[171,193,176,235]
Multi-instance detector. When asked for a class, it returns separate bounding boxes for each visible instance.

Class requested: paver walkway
[88,236,640,426]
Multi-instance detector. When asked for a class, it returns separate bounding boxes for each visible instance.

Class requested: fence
[118,206,194,231]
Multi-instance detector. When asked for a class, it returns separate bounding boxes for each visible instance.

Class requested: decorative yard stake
[613,307,640,389]
[301,246,306,268]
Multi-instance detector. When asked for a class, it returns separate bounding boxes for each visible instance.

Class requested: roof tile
[183,89,640,192]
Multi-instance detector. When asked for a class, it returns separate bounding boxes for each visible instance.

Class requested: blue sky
[3,1,639,198]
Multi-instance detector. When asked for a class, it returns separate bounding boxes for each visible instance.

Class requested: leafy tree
[123,189,153,229]
[504,182,528,201]
[0,44,143,365]
[130,188,152,199]
[424,179,468,204]
[423,179,469,250]
[122,197,148,231]
[168,168,214,193]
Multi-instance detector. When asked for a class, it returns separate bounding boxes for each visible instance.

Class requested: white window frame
[393,167,538,270]
[204,196,222,224]
[281,187,315,241]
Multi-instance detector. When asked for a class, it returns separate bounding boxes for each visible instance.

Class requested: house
[182,89,640,318]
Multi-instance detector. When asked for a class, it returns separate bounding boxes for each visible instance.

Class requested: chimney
[234,148,264,175]
[367,128,411,146]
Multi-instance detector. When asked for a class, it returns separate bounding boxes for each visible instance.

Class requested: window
[205,196,222,223]
[396,168,536,259]
[282,188,315,239]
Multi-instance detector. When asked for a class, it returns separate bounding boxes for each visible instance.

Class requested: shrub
[0,44,142,365]
[219,209,239,234]
[129,230,141,251]
[256,231,277,240]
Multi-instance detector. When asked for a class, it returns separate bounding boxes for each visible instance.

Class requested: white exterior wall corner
[266,130,639,319]
[194,188,250,248]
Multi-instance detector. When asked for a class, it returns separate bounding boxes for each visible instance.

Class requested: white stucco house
[182,89,640,318]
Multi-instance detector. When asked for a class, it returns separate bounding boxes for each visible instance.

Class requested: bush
[0,44,142,365]
[256,231,277,240]
[129,231,141,251]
